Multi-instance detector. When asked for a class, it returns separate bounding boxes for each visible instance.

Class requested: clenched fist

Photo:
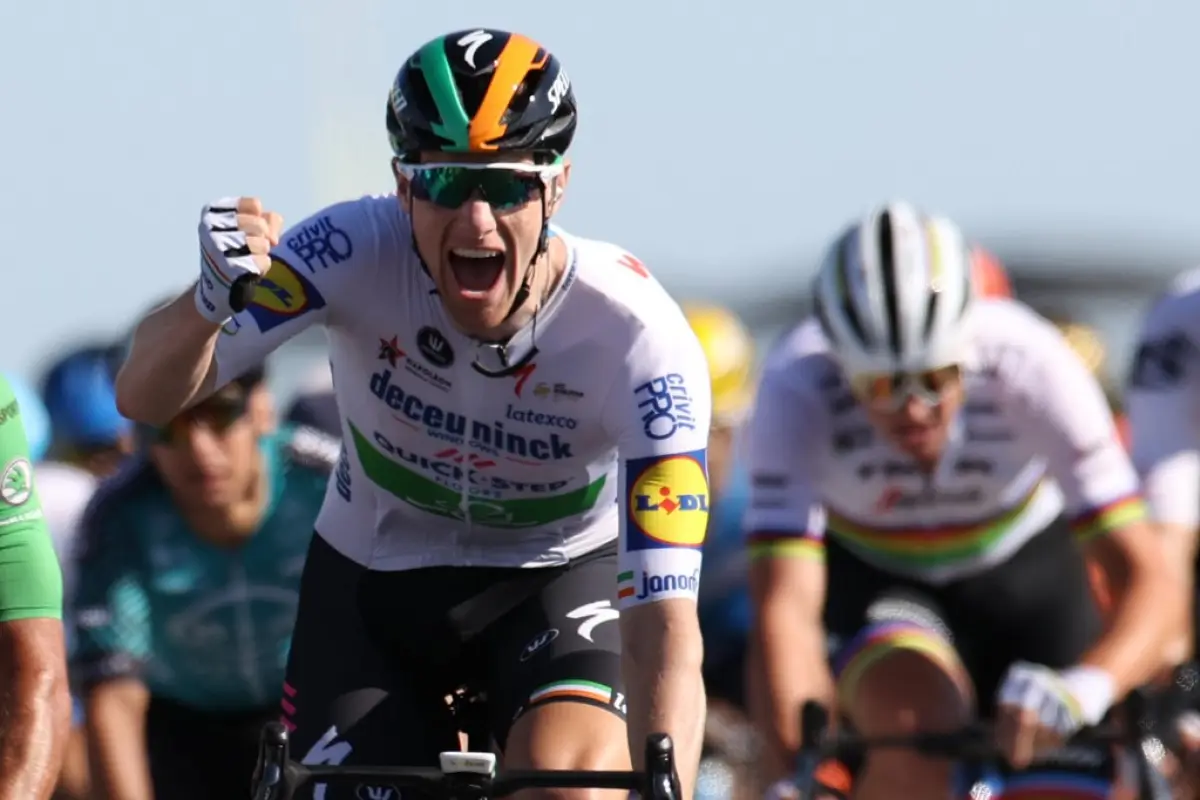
[194,197,286,324]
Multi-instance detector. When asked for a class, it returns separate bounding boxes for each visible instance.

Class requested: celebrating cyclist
[115,28,710,799]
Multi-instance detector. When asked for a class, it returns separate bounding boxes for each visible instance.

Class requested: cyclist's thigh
[285,533,459,800]
[482,542,626,751]
[824,537,968,714]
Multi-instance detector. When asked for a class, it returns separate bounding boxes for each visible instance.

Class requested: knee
[837,636,972,794]
[849,649,969,736]
[507,703,630,800]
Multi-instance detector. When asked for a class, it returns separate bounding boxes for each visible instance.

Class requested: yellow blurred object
[1055,321,1107,377]
[682,303,756,426]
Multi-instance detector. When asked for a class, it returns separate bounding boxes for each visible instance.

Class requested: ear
[546,158,571,217]
[393,158,413,214]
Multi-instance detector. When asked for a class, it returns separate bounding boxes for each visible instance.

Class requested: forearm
[0,661,70,800]
[1156,522,1198,667]
[622,624,705,799]
[114,287,221,425]
[85,685,152,800]
[752,607,833,768]
[1081,526,1176,692]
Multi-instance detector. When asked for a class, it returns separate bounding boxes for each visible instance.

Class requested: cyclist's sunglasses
[848,364,963,412]
[397,162,563,211]
[141,394,249,446]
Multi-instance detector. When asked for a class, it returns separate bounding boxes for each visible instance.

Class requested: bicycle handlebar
[250,721,680,800]
[795,687,1171,800]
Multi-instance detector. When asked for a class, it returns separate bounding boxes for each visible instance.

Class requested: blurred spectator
[1,372,51,461]
[70,365,333,800]
[40,345,134,478]
[284,360,339,437]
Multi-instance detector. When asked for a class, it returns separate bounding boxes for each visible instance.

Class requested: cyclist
[41,344,135,478]
[745,201,1171,800]
[3,371,52,462]
[113,28,710,800]
[71,366,334,800]
[1126,271,1200,713]
[0,374,71,798]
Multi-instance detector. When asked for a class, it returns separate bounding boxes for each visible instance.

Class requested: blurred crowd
[2,243,1126,800]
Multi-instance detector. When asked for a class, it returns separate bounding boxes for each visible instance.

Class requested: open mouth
[448,248,506,297]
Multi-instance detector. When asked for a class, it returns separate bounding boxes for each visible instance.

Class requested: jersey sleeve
[1018,314,1147,542]
[607,317,713,609]
[213,199,377,388]
[0,377,63,622]
[69,494,150,689]
[740,364,828,561]
[1126,285,1200,528]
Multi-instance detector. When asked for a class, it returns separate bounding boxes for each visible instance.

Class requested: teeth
[451,248,503,259]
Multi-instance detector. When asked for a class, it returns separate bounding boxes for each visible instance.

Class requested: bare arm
[748,554,832,779]
[85,679,151,800]
[1155,521,1198,666]
[114,288,222,425]
[0,618,71,800]
[1081,521,1178,692]
[621,599,705,798]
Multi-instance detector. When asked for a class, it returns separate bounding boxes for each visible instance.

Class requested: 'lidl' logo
[244,256,327,333]
[626,450,708,549]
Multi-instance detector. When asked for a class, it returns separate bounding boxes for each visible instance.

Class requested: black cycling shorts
[825,520,1115,787]
[280,533,624,799]
[146,696,277,800]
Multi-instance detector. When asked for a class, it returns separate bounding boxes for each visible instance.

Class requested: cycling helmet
[2,372,51,461]
[813,201,974,376]
[387,28,577,162]
[682,303,756,425]
[40,347,132,448]
[970,246,1014,299]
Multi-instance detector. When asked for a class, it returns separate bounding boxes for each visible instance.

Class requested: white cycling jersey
[743,298,1144,584]
[1127,267,1200,528]
[209,196,712,607]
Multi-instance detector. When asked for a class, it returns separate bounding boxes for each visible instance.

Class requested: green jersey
[0,375,62,621]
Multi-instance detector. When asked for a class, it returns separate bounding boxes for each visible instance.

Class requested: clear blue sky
[5,0,1199,380]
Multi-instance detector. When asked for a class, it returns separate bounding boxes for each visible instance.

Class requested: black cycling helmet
[387,28,577,163]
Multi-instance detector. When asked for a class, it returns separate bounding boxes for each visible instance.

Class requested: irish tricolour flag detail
[529,679,613,705]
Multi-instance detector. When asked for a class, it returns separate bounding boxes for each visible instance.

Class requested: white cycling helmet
[813,201,974,376]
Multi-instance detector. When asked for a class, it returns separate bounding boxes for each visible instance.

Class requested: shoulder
[77,458,158,562]
[274,195,404,273]
[965,298,1075,379]
[275,424,340,476]
[563,231,696,346]
[759,317,840,398]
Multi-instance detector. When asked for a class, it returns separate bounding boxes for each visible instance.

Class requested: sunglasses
[397,161,563,211]
[848,364,963,412]
[142,395,249,445]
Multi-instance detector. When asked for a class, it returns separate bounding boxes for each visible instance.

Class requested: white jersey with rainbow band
[209,195,712,608]
[742,299,1144,584]
[1127,267,1200,529]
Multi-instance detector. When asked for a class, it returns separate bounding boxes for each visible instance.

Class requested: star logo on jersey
[378,336,404,368]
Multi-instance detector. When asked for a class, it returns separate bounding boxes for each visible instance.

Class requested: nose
[454,192,498,235]
[898,393,933,422]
